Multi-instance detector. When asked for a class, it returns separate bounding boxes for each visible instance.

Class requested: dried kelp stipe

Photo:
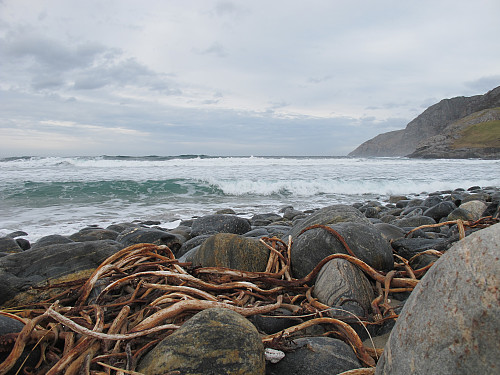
[1,218,495,374]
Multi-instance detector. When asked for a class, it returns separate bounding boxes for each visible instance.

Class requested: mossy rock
[192,233,270,272]
[137,308,265,375]
[0,240,123,307]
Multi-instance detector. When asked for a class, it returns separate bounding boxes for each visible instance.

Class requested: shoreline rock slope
[348,85,500,158]
[0,185,499,374]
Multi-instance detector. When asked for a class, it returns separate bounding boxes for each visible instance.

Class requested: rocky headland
[348,85,500,159]
[0,186,499,374]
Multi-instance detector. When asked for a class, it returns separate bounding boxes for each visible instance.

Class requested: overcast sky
[1,0,499,157]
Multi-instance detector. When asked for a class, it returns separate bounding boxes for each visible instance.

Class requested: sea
[1,155,499,242]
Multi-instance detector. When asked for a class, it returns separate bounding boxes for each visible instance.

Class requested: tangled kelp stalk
[1,218,496,374]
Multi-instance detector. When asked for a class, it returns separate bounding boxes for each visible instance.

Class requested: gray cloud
[464,75,500,93]
[0,0,499,157]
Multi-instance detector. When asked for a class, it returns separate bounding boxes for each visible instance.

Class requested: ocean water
[1,155,499,242]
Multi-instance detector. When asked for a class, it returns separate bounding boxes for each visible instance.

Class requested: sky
[1,0,499,157]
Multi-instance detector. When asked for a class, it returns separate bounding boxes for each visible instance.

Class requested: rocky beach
[1,185,499,374]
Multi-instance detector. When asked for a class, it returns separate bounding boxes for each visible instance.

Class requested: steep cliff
[407,107,500,159]
[348,85,500,157]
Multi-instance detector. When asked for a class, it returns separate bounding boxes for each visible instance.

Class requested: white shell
[264,348,285,363]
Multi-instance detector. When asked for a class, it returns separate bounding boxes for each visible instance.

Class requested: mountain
[348,86,500,158]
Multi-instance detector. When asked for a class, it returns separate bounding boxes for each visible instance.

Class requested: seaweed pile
[0,217,497,374]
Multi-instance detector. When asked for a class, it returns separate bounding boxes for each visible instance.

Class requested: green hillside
[452,120,500,149]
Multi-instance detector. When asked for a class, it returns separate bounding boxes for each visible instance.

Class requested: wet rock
[251,213,282,226]
[291,222,394,279]
[458,200,488,221]
[376,223,500,375]
[313,258,374,318]
[266,336,360,375]
[244,228,271,238]
[106,222,139,233]
[177,235,211,258]
[423,201,456,221]
[191,214,251,237]
[30,234,74,250]
[393,215,436,228]
[265,225,293,238]
[447,207,475,221]
[0,240,123,307]
[391,237,449,260]
[0,237,23,254]
[364,206,381,218]
[137,308,265,375]
[422,195,443,207]
[286,204,370,240]
[282,207,304,220]
[192,233,270,272]
[15,238,30,251]
[116,227,183,254]
[250,308,300,334]
[0,315,40,374]
[6,231,28,238]
[389,195,408,204]
[373,223,406,242]
[69,228,119,242]
[461,192,489,204]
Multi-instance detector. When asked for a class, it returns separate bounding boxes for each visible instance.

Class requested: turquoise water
[1,155,499,241]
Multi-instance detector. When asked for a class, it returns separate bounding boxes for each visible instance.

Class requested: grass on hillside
[452,120,500,148]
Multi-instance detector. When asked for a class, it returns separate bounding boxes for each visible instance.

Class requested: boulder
[422,195,443,207]
[191,214,251,237]
[0,240,123,307]
[391,237,449,260]
[389,195,408,204]
[191,233,269,272]
[282,207,304,220]
[393,215,436,228]
[313,258,374,318]
[423,201,456,221]
[291,222,394,279]
[375,223,500,374]
[250,213,282,226]
[177,235,211,258]
[15,238,30,251]
[69,228,119,242]
[30,234,74,250]
[373,223,406,242]
[137,308,265,375]
[458,200,488,221]
[447,207,475,221]
[0,237,23,254]
[286,204,370,239]
[266,336,360,375]
[116,227,183,254]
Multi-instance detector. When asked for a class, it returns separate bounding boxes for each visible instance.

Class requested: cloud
[464,75,500,93]
[0,0,499,157]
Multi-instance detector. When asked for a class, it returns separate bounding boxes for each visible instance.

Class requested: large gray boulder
[191,214,251,237]
[0,240,124,307]
[116,227,184,254]
[286,205,370,239]
[291,222,394,279]
[137,307,265,375]
[376,223,500,374]
[191,233,269,272]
